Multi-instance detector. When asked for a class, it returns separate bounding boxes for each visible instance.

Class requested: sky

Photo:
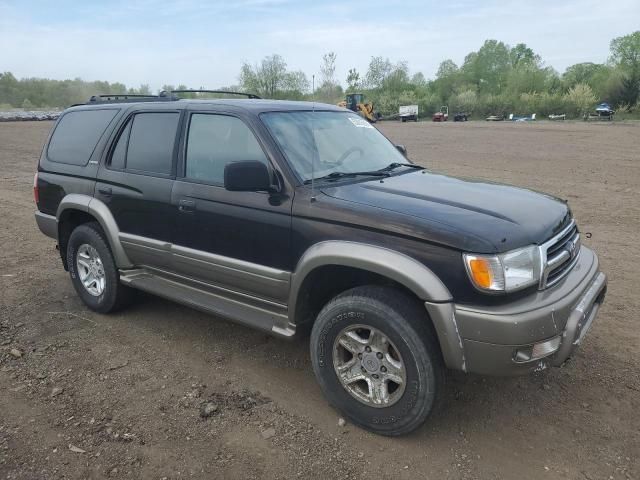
[1,0,639,91]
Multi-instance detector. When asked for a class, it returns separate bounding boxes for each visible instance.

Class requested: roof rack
[87,92,177,104]
[169,89,261,99]
[81,89,261,106]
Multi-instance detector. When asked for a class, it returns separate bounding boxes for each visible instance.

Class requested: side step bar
[119,269,295,337]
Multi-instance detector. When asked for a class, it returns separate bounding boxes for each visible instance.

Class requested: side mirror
[395,144,407,157]
[224,161,274,192]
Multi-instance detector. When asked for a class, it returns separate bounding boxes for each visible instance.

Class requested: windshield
[261,111,408,182]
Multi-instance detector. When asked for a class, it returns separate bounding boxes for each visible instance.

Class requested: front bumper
[428,246,607,376]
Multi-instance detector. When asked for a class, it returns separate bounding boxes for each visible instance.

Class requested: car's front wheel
[310,286,444,436]
[67,222,133,313]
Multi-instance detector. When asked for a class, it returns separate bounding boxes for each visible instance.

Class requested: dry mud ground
[0,120,638,480]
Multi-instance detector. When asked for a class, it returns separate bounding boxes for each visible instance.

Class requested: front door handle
[178,199,196,212]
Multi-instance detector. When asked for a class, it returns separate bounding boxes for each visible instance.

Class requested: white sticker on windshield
[348,116,374,129]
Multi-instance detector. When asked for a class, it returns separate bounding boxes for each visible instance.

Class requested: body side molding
[56,194,133,268]
[288,241,453,324]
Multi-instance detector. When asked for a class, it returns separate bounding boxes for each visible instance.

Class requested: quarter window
[185,114,267,184]
[109,121,131,170]
[48,109,118,165]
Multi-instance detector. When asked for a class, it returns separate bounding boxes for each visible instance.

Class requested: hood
[321,170,571,253]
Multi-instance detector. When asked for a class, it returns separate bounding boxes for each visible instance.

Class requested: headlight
[463,245,541,293]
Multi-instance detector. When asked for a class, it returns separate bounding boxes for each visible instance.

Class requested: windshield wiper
[379,162,425,172]
[303,170,391,184]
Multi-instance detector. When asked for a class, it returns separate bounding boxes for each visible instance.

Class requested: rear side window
[47,109,118,165]
[125,113,179,175]
[109,121,131,171]
[185,113,267,184]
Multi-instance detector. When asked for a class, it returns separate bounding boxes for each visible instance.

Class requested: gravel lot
[1,120,638,479]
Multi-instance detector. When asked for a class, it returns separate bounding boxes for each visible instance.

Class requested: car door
[96,109,182,270]
[171,109,292,304]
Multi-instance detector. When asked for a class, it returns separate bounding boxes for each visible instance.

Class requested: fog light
[532,337,561,359]
[514,336,561,363]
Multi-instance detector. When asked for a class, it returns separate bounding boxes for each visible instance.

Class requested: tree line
[1,31,638,118]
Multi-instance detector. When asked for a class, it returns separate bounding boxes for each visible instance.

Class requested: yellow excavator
[337,93,381,123]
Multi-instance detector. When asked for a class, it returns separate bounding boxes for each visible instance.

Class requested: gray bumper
[427,246,607,375]
[35,211,57,240]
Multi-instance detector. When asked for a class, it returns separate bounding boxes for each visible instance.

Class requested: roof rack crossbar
[169,89,261,99]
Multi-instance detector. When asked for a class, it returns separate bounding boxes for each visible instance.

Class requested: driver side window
[185,113,268,184]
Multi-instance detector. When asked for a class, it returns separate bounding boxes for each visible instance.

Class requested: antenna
[311,74,316,203]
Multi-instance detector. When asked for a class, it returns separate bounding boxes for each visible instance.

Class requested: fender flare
[288,240,452,317]
[56,194,132,268]
[288,241,464,370]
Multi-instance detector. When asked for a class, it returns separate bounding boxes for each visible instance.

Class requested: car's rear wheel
[310,286,444,436]
[67,222,133,313]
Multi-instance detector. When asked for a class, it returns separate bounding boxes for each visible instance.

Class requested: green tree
[507,63,558,95]
[563,63,606,87]
[609,31,640,105]
[462,40,512,94]
[282,70,310,99]
[381,61,410,93]
[432,59,460,101]
[364,56,394,89]
[410,72,427,88]
[564,83,597,116]
[510,43,540,67]
[346,68,360,92]
[0,72,20,106]
[609,31,640,73]
[436,59,458,79]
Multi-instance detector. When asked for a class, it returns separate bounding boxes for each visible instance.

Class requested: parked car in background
[432,106,448,122]
[399,104,418,122]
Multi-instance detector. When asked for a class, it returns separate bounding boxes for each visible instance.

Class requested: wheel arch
[289,241,452,324]
[289,241,465,371]
[56,194,132,269]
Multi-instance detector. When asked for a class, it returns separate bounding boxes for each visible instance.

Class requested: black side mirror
[224,161,274,192]
[395,144,407,157]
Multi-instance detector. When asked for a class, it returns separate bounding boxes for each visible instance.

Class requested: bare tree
[239,54,309,98]
[318,52,338,101]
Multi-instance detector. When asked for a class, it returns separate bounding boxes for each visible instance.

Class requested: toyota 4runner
[34,92,607,436]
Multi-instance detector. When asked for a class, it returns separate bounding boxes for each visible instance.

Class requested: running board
[119,269,296,338]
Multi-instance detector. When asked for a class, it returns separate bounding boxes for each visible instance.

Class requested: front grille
[540,221,580,289]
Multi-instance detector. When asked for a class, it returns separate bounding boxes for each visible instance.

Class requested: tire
[310,286,444,436]
[67,222,133,313]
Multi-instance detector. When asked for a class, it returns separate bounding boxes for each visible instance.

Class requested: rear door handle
[98,187,112,196]
[178,199,196,212]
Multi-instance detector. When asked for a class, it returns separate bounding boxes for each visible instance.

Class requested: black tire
[310,286,444,436]
[67,222,133,313]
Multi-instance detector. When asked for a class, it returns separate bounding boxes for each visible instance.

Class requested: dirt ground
[1,120,638,480]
